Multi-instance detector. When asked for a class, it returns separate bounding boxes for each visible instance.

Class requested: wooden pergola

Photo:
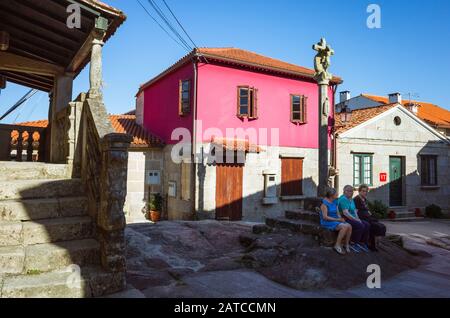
[0,0,125,92]
[0,0,126,162]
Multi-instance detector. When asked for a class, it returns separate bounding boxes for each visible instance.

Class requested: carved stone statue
[312,38,334,84]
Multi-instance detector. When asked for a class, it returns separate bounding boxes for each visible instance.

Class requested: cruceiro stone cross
[313,38,334,197]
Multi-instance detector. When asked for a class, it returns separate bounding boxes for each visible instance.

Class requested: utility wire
[136,0,190,52]
[162,0,198,49]
[147,0,193,51]
[0,89,38,122]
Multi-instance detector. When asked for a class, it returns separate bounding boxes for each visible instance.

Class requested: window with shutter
[290,94,307,124]
[179,80,191,116]
[237,86,258,119]
[420,155,438,186]
[353,154,373,186]
[281,158,303,196]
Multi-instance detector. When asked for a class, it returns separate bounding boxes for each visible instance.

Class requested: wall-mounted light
[0,31,9,51]
[340,104,352,123]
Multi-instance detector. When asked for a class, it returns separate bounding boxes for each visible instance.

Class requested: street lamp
[340,104,352,123]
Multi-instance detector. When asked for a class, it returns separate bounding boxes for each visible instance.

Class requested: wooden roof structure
[0,0,125,92]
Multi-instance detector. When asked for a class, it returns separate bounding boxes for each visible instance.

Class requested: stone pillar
[88,29,105,99]
[49,72,74,163]
[317,82,330,197]
[98,133,132,272]
[312,38,335,197]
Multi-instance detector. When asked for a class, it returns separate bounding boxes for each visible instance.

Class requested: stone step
[390,211,417,218]
[265,217,336,247]
[0,178,83,201]
[0,266,126,298]
[0,162,69,181]
[0,239,100,275]
[285,209,320,223]
[0,196,88,222]
[0,216,93,247]
[387,217,426,222]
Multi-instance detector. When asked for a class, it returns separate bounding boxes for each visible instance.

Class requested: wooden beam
[4,76,51,92]
[0,51,64,76]
[2,71,53,87]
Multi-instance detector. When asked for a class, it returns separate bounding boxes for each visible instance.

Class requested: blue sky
[1,0,449,124]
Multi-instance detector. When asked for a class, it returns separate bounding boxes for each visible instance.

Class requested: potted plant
[147,193,163,222]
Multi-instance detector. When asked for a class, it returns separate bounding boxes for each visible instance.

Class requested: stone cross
[313,38,334,84]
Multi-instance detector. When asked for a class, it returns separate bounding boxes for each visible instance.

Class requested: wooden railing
[0,123,46,162]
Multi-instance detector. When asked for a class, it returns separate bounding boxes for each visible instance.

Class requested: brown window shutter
[302,95,308,123]
[252,88,258,119]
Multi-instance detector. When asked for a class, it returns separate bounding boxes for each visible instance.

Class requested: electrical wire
[162,0,198,49]
[147,0,193,51]
[136,0,190,52]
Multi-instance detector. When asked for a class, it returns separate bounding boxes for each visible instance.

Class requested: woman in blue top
[320,188,352,255]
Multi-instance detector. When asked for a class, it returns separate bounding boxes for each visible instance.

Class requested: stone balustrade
[0,123,46,162]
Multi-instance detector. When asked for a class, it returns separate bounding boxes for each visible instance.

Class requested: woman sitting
[353,184,387,251]
[338,185,371,253]
[319,187,352,255]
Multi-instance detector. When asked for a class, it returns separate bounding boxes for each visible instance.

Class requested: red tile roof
[138,47,342,94]
[362,94,450,129]
[335,103,397,134]
[14,115,163,148]
[211,137,263,153]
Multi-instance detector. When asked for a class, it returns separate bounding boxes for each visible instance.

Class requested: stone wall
[195,144,322,222]
[163,145,194,220]
[124,148,164,223]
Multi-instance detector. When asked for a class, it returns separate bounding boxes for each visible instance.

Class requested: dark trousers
[359,211,387,246]
[345,218,370,244]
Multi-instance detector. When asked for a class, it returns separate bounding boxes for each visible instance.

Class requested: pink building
[136,48,342,221]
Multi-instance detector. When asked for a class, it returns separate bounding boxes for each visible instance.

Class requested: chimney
[339,91,351,103]
[406,102,420,115]
[388,92,402,104]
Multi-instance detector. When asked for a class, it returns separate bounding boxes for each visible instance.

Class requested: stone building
[335,103,450,214]
[336,91,450,137]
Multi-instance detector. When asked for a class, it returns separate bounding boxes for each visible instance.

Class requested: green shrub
[148,193,163,211]
[425,204,443,219]
[368,200,388,219]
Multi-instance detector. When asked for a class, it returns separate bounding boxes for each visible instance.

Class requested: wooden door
[281,158,303,196]
[389,156,403,206]
[215,163,243,221]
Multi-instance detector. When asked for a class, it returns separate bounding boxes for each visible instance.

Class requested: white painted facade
[337,105,450,213]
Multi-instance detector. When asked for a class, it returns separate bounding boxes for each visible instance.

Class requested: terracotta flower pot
[149,210,161,222]
[388,211,396,219]
[415,208,422,217]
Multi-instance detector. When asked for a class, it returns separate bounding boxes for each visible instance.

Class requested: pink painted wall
[142,62,194,143]
[196,63,334,149]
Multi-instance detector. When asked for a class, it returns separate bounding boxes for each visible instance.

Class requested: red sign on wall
[379,173,387,182]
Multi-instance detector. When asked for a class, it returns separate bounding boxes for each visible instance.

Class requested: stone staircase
[388,206,425,222]
[0,162,124,298]
[264,197,337,247]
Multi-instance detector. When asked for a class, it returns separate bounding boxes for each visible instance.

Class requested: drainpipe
[192,52,199,217]
[332,83,339,191]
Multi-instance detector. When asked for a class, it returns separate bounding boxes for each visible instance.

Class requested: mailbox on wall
[262,169,278,205]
